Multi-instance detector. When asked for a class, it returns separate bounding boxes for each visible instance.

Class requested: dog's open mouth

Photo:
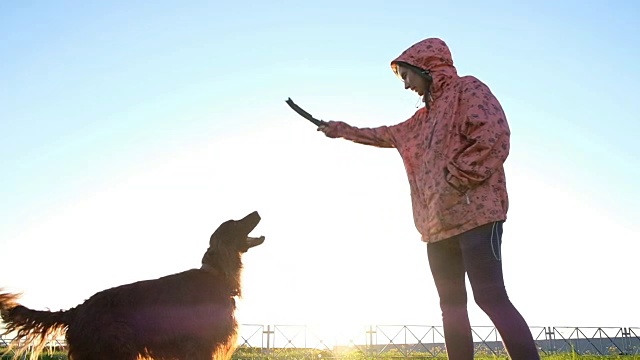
[245,235,265,249]
[238,211,265,251]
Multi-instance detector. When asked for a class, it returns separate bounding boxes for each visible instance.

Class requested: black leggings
[427,221,540,360]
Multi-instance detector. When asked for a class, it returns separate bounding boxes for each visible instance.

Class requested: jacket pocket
[433,180,470,231]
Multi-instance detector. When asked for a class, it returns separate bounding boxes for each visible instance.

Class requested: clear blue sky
[1,0,639,334]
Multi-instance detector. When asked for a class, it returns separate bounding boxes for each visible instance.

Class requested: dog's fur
[0,211,264,360]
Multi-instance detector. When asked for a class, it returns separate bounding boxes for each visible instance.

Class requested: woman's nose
[404,82,410,89]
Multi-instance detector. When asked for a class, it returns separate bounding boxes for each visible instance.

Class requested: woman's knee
[437,283,468,310]
[473,284,510,312]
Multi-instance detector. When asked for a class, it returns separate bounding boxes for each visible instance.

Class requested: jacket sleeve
[446,80,510,191]
[322,109,424,148]
[323,120,398,148]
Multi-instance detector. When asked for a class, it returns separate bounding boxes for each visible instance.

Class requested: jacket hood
[390,38,458,99]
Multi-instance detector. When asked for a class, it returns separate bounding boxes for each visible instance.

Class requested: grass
[1,348,639,360]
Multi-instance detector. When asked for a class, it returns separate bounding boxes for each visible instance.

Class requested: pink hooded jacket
[323,38,510,243]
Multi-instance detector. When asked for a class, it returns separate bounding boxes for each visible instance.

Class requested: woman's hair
[393,61,433,108]
[393,61,431,81]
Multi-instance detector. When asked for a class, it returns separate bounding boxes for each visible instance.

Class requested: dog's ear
[209,220,232,246]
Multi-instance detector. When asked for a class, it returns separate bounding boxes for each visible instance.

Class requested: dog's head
[201,211,264,285]
[209,210,264,253]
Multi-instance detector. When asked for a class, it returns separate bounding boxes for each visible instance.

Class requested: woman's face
[397,65,429,97]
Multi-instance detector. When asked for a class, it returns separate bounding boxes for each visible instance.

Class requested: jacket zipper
[428,119,437,148]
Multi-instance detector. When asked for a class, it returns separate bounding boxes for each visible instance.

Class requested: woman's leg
[459,221,540,360]
[427,237,474,360]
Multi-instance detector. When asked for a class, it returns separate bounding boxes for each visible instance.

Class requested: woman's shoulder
[458,75,492,93]
[457,75,501,106]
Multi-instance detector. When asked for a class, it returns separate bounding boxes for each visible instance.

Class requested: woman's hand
[317,122,338,138]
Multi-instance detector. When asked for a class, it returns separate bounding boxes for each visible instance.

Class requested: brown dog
[0,211,265,360]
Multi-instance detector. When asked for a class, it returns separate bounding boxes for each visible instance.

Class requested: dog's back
[1,211,264,360]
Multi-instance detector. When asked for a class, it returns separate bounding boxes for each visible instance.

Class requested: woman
[317,38,540,360]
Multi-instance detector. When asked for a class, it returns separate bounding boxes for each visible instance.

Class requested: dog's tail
[1,290,70,360]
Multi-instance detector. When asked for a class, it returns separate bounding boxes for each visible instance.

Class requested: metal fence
[234,325,640,357]
[2,325,639,358]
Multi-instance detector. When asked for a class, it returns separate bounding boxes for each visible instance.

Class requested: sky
[1,0,639,345]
